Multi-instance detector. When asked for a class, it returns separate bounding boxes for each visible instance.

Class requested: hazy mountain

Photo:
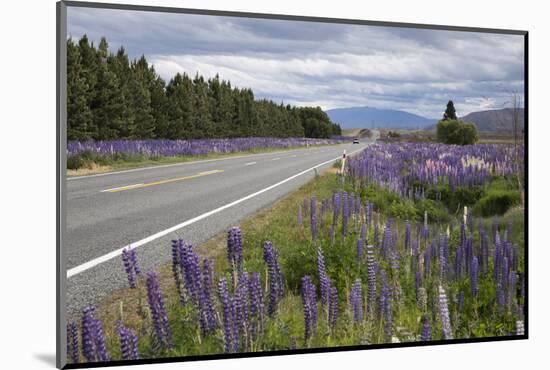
[423,108,525,132]
[460,108,525,132]
[325,106,436,129]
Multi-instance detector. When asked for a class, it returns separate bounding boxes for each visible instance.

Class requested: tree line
[67,36,342,141]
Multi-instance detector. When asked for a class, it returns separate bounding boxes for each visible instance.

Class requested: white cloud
[68,6,525,117]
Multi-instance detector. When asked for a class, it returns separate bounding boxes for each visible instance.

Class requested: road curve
[65,140,372,316]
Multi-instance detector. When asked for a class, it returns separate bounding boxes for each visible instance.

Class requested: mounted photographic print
[56,1,528,368]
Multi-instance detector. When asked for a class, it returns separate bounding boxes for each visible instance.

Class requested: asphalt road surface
[65,139,374,316]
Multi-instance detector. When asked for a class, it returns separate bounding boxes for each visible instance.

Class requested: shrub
[387,200,418,220]
[426,184,485,213]
[436,119,478,145]
[415,199,451,223]
[472,190,521,217]
[67,155,85,170]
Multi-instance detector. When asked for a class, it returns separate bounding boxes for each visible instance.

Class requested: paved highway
[65,139,373,316]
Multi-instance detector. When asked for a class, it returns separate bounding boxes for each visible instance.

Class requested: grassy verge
[67,144,343,177]
[81,161,524,362]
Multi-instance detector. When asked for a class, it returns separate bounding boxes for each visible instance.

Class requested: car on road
[353,138,360,144]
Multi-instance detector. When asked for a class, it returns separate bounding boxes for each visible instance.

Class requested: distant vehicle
[353,138,360,144]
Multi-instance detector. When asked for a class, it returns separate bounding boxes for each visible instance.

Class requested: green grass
[82,165,524,363]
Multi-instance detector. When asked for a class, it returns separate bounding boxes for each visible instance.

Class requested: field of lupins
[66,142,525,364]
[67,137,348,158]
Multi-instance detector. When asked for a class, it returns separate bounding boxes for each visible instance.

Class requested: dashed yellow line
[102,170,224,193]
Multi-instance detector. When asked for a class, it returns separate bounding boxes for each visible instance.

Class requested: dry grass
[67,163,113,177]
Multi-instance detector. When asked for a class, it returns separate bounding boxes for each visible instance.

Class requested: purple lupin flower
[356,238,365,262]
[249,272,264,337]
[230,292,240,353]
[171,239,185,303]
[355,197,361,226]
[179,243,201,306]
[470,256,479,297]
[415,271,421,302]
[93,317,109,362]
[349,279,363,324]
[146,271,173,351]
[512,245,519,272]
[404,221,411,250]
[81,307,96,362]
[218,277,235,353]
[199,259,217,334]
[129,248,141,275]
[502,256,509,289]
[301,275,317,342]
[496,281,506,311]
[67,321,79,363]
[235,272,250,349]
[121,248,137,288]
[310,196,318,241]
[508,271,518,308]
[320,198,328,229]
[379,270,392,341]
[438,285,453,340]
[263,241,283,316]
[424,242,432,279]
[455,245,463,279]
[332,191,340,227]
[328,284,339,329]
[420,315,432,341]
[366,244,377,317]
[317,247,330,307]
[381,220,392,260]
[118,325,139,360]
[227,227,243,285]
[457,291,465,311]
[342,192,349,236]
[81,306,110,362]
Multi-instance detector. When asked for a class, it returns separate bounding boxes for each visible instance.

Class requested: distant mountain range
[326,106,525,133]
[326,106,436,130]
[460,108,525,133]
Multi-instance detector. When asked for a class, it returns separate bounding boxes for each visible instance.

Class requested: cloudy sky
[67,6,525,118]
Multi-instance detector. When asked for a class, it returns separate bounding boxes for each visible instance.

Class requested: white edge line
[66,144,346,181]
[245,162,257,166]
[66,146,365,278]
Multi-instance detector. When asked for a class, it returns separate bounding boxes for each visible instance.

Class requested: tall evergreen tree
[129,56,155,138]
[444,100,457,120]
[165,73,194,139]
[66,38,93,140]
[93,38,126,139]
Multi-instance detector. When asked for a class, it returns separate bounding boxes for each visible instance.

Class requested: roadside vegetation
[65,140,525,364]
[66,137,349,175]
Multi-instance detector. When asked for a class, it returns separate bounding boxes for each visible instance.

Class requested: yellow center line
[102,170,224,193]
